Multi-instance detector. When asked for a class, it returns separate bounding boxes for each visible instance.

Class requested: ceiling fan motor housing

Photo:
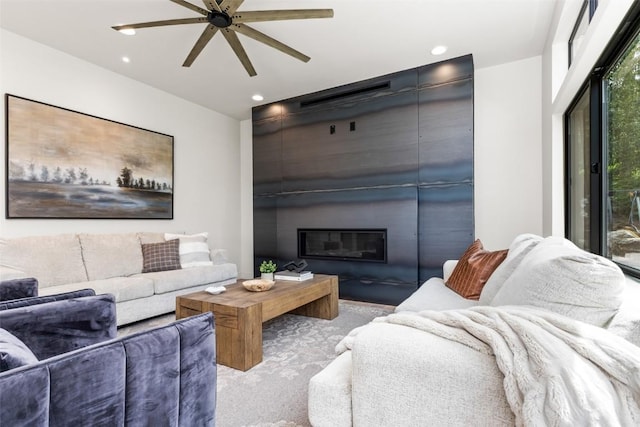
[208,11,232,28]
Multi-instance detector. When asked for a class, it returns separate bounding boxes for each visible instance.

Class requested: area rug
[118,299,394,427]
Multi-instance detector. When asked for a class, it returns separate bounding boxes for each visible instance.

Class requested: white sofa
[0,232,238,325]
[308,234,640,426]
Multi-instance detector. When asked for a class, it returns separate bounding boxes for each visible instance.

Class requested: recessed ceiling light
[122,56,131,63]
[252,94,264,102]
[119,28,136,36]
[431,45,448,56]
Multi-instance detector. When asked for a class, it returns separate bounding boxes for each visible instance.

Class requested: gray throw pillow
[490,236,625,327]
[141,239,182,273]
[0,328,38,372]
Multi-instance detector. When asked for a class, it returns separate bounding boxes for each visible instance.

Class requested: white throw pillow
[490,236,625,327]
[479,234,543,304]
[164,232,213,268]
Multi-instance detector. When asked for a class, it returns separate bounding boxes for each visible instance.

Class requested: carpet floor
[118,299,394,427]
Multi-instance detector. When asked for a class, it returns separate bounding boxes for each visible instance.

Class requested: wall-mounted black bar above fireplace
[298,228,387,263]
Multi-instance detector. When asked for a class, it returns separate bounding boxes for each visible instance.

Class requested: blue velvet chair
[0,281,217,426]
[0,277,38,301]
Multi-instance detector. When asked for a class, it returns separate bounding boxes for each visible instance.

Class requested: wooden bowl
[243,279,275,292]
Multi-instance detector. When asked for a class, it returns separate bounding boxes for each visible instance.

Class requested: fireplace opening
[298,228,387,263]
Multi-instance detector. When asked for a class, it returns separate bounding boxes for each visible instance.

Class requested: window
[569,0,599,66]
[604,31,640,271]
[565,3,640,276]
[566,89,591,251]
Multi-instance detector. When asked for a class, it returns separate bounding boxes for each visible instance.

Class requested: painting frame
[5,94,174,219]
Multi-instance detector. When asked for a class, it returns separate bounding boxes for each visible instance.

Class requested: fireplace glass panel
[298,229,386,262]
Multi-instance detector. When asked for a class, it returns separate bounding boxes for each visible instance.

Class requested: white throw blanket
[336,306,640,426]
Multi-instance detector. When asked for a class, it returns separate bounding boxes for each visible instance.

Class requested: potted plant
[259,260,277,281]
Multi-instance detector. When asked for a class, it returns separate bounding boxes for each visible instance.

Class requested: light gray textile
[345,321,513,427]
[479,233,543,304]
[164,232,213,268]
[0,234,87,287]
[338,306,640,426]
[608,276,640,347]
[137,232,166,245]
[116,277,237,326]
[0,266,28,282]
[442,260,458,282]
[395,277,479,313]
[40,277,154,303]
[79,233,143,280]
[308,352,353,427]
[139,263,238,295]
[0,232,238,326]
[490,236,624,327]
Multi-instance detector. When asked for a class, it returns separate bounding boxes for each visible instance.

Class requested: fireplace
[298,229,387,263]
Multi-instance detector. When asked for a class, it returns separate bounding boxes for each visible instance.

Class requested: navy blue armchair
[0,284,217,426]
[0,277,38,301]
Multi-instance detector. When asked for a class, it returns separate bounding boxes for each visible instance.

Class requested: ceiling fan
[112,0,333,77]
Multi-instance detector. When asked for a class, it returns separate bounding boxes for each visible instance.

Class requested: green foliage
[606,33,640,226]
[259,260,277,273]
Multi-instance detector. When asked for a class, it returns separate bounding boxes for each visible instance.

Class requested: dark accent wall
[252,55,474,305]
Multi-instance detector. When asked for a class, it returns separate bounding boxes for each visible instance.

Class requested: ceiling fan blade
[220,28,257,77]
[202,0,221,12]
[169,0,209,16]
[233,9,334,23]
[113,17,207,31]
[183,25,219,67]
[232,23,310,63]
[220,0,244,15]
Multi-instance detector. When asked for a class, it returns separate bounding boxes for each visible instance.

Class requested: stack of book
[274,270,314,281]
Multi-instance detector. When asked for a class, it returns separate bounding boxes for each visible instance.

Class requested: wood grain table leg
[216,303,262,371]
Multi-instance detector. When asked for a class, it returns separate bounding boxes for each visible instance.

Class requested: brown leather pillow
[446,239,507,300]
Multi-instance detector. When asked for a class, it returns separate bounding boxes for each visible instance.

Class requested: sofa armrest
[442,259,458,282]
[309,351,353,427]
[0,277,38,301]
[0,288,95,310]
[349,322,514,426]
[0,293,117,360]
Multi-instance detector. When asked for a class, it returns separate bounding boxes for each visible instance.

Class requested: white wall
[474,56,544,250]
[0,30,244,268]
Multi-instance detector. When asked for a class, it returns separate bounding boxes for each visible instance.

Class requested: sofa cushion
[137,232,167,245]
[479,234,543,304]
[142,240,182,273]
[396,277,480,312]
[0,234,87,288]
[0,328,38,372]
[40,278,153,303]
[140,263,238,295]
[445,240,507,300]
[490,236,625,327]
[80,233,143,280]
[164,232,213,268]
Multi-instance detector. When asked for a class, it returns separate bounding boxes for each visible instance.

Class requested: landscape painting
[5,94,173,219]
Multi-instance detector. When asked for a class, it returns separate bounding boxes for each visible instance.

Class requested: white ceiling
[0,0,559,120]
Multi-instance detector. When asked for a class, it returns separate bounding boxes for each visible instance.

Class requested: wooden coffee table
[176,274,338,371]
